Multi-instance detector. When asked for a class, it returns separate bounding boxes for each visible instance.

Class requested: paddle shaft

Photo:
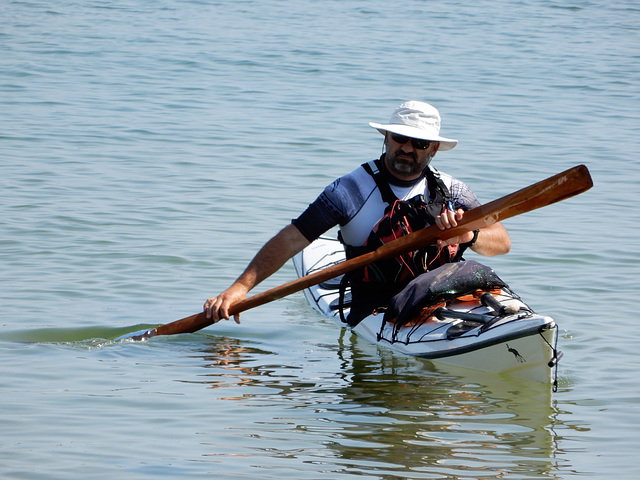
[150,164,592,337]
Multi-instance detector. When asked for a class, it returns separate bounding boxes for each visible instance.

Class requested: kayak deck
[293,237,560,383]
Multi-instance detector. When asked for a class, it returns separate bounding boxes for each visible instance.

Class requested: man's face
[383,132,440,181]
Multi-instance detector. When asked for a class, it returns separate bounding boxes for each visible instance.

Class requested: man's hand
[435,206,511,255]
[203,282,248,324]
[435,207,475,248]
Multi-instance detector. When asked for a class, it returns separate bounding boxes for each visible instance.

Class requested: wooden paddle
[118,164,592,341]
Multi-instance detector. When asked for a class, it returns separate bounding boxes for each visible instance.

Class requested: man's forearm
[471,222,511,256]
[234,224,311,292]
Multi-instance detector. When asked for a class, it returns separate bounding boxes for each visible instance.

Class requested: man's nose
[399,143,415,153]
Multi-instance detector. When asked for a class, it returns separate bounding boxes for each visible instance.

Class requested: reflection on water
[191,331,559,479]
[197,338,276,399]
[0,322,564,477]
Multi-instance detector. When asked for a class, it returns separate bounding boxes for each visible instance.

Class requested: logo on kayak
[506,344,526,363]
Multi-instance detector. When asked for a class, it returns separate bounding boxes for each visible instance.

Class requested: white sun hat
[369,101,458,151]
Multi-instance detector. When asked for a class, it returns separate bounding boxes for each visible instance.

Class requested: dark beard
[386,152,431,177]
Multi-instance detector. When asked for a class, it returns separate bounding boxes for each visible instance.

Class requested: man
[204,101,511,324]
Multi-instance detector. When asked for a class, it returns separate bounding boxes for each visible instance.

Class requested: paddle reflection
[195,337,273,399]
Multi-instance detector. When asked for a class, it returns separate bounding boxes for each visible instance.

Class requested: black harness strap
[338,158,456,325]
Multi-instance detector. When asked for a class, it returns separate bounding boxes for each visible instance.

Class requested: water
[2,0,639,478]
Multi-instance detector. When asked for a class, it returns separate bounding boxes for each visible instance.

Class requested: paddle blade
[424,163,593,244]
[114,329,156,342]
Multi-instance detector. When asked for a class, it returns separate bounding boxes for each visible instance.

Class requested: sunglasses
[390,133,432,150]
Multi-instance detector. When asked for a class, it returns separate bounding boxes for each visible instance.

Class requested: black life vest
[339,158,467,324]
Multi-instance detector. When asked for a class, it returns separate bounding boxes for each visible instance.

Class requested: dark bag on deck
[383,260,508,325]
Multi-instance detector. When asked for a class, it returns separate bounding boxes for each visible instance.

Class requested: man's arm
[204,224,311,323]
[467,222,510,256]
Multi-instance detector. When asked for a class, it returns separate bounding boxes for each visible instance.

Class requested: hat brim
[369,122,458,151]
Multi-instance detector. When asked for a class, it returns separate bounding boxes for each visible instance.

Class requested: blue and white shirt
[292,161,480,247]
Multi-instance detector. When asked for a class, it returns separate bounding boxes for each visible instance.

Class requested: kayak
[293,236,561,384]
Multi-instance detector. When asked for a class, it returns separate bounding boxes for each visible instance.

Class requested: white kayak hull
[293,237,560,383]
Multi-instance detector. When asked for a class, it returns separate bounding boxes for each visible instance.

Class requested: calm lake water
[2,0,639,478]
